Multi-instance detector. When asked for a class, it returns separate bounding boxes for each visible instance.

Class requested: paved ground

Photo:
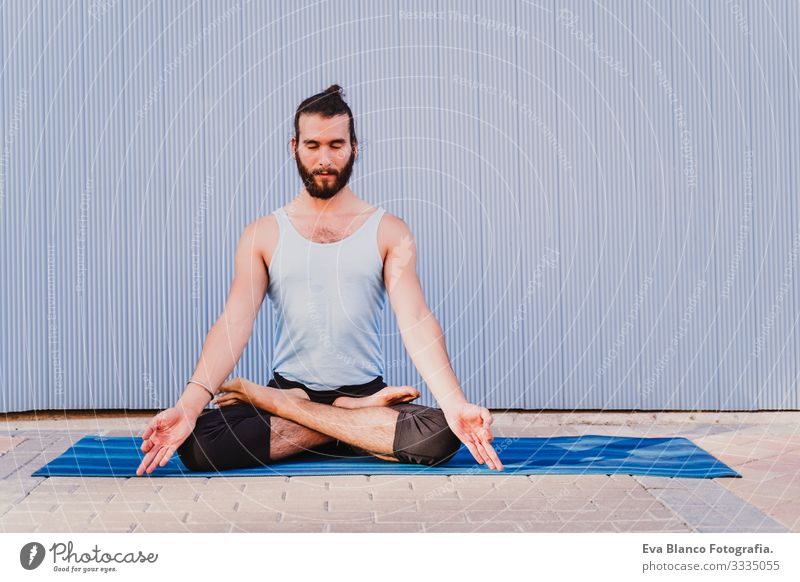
[0,411,797,533]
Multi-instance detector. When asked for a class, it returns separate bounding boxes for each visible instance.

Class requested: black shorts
[177,373,462,471]
[267,371,387,405]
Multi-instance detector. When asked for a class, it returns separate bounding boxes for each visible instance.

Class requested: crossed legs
[235,378,404,460]
[268,406,400,462]
[176,378,463,471]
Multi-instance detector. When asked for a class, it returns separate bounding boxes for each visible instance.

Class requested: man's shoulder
[378,211,412,238]
[244,213,279,237]
[240,214,280,259]
[377,211,415,262]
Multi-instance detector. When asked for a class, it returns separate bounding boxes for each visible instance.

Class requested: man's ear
[290,136,297,159]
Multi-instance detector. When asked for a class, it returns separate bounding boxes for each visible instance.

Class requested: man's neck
[290,187,363,215]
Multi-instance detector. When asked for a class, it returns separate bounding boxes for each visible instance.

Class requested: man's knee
[391,406,462,466]
[176,407,272,472]
[177,433,216,472]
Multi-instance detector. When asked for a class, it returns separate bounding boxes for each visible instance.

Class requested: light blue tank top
[267,205,387,390]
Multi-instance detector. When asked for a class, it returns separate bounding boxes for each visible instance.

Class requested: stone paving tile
[300,491,361,506]
[224,491,283,502]
[373,513,425,527]
[122,485,205,499]
[0,436,25,454]
[760,472,800,491]
[231,522,327,532]
[328,522,422,532]
[48,526,136,533]
[323,475,371,487]
[184,510,281,523]
[375,510,466,524]
[1,523,43,533]
[555,521,620,533]
[140,501,220,513]
[693,518,787,533]
[506,521,561,532]
[178,523,234,533]
[505,497,563,511]
[237,480,286,492]
[418,498,507,511]
[90,511,189,525]
[373,488,459,500]
[452,488,512,500]
[0,513,95,530]
[279,510,373,523]
[558,508,667,522]
[327,500,414,515]
[467,509,561,523]
[647,482,789,533]
[364,475,415,488]
[769,502,800,531]
[424,522,521,532]
[132,523,193,533]
[614,521,693,533]
[0,455,43,479]
[587,489,661,505]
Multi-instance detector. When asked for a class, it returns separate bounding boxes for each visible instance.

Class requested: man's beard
[296,150,355,200]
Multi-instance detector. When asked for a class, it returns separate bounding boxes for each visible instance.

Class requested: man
[136,85,503,476]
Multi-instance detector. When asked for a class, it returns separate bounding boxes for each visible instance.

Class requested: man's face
[293,113,356,200]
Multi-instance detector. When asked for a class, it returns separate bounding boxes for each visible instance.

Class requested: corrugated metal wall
[1,0,797,412]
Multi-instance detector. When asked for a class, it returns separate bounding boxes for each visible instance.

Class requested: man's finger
[146,446,168,474]
[478,438,504,471]
[140,438,154,453]
[136,450,157,477]
[141,416,159,440]
[159,445,177,467]
[475,439,497,470]
[463,436,490,466]
[462,439,485,465]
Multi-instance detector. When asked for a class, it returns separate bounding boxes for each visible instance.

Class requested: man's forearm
[176,316,252,416]
[398,312,467,409]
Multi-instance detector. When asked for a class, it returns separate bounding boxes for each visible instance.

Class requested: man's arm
[383,215,502,470]
[137,217,272,475]
[382,215,466,410]
[175,218,271,418]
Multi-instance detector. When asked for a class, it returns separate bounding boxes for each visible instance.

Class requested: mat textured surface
[31,434,740,478]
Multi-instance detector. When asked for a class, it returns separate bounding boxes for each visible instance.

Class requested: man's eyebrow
[302,138,346,145]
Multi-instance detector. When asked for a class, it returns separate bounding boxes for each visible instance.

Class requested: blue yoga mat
[32,435,739,478]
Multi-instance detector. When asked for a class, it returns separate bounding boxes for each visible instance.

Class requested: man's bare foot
[332,385,421,409]
[214,378,310,411]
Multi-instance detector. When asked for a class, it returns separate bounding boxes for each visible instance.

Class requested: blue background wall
[1,0,797,412]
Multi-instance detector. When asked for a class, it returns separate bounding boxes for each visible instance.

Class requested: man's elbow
[215,310,256,336]
[397,307,435,331]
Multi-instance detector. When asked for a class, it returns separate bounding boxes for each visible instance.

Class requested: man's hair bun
[295,84,356,144]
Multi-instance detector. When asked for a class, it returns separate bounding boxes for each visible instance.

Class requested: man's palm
[445,402,504,471]
[136,407,196,476]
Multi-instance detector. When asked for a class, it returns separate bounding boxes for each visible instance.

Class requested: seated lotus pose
[136,85,503,476]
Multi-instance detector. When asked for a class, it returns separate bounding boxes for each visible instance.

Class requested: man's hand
[443,402,504,471]
[136,407,197,476]
[213,377,261,408]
